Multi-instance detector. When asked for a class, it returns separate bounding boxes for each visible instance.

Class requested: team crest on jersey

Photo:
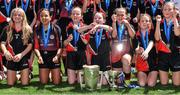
[50,35,55,39]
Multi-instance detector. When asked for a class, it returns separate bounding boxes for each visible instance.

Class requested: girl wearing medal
[0,0,16,77]
[155,2,180,86]
[36,0,58,24]
[34,9,62,85]
[0,0,16,42]
[111,8,136,87]
[88,12,112,85]
[57,0,87,76]
[121,0,140,31]
[16,0,37,79]
[145,0,164,26]
[64,7,88,84]
[17,0,37,28]
[135,14,158,87]
[83,0,105,25]
[0,8,33,86]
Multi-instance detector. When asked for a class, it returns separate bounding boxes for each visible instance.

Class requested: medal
[50,35,54,39]
[44,51,48,54]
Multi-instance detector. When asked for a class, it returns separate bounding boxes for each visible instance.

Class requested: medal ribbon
[164,19,173,43]
[140,31,148,49]
[21,0,30,12]
[44,0,51,9]
[42,23,52,48]
[4,0,12,17]
[126,0,133,12]
[151,0,159,16]
[117,23,125,43]
[73,23,80,46]
[95,28,103,50]
[65,0,73,13]
[105,0,110,10]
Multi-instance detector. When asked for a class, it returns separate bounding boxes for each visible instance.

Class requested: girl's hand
[156,15,162,23]
[173,9,179,18]
[52,55,59,64]
[141,50,148,60]
[38,56,44,64]
[135,47,144,54]
[132,17,138,23]
[80,35,88,44]
[89,24,100,34]
[111,14,117,23]
[122,19,129,26]
[68,34,73,42]
[13,53,23,62]
[89,22,97,29]
[4,51,13,61]
[172,9,179,23]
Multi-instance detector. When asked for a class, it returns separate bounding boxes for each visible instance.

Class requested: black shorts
[39,51,60,69]
[147,49,158,71]
[158,52,179,72]
[171,52,180,71]
[67,51,87,70]
[92,52,111,71]
[111,61,123,68]
[6,57,29,71]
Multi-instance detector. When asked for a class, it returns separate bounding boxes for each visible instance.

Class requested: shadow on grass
[145,83,180,94]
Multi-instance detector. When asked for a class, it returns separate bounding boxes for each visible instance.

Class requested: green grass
[0,59,180,95]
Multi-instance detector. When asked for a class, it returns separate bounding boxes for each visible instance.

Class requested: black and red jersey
[65,22,86,51]
[0,27,33,57]
[34,24,62,51]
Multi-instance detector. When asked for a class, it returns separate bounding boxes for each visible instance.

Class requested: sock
[124,73,131,85]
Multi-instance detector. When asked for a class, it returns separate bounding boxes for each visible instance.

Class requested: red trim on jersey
[155,40,171,53]
[135,54,149,72]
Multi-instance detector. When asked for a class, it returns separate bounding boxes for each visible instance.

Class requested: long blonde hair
[7,8,32,45]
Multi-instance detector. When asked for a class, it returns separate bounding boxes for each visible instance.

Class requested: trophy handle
[79,71,85,90]
[97,71,103,89]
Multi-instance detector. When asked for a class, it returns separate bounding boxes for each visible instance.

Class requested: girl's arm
[123,20,135,38]
[13,43,33,62]
[173,10,180,36]
[97,24,113,32]
[141,41,153,60]
[78,25,92,33]
[63,34,73,47]
[155,15,162,41]
[30,10,37,28]
[111,14,117,38]
[90,24,113,34]
[34,49,44,64]
[82,0,88,13]
[20,44,32,57]
[144,41,154,54]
